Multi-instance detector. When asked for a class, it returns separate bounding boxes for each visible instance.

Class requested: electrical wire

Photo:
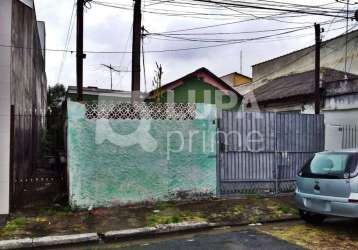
[148,21,344,37]
[148,26,313,43]
[147,24,349,44]
[146,0,346,13]
[187,0,347,18]
[142,36,148,93]
[92,0,347,22]
[0,23,354,54]
[56,0,76,84]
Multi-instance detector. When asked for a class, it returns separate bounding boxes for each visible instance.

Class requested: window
[300,153,354,179]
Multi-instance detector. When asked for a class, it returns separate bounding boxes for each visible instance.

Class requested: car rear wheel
[299,209,325,224]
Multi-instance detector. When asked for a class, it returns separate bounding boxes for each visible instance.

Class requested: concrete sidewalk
[0,196,299,249]
[0,219,303,249]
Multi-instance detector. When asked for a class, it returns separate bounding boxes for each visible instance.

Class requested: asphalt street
[56,225,303,250]
[110,229,303,250]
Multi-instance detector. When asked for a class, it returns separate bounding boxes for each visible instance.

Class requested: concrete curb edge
[0,217,300,249]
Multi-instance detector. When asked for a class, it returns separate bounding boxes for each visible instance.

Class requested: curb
[0,217,300,249]
[0,234,99,250]
[0,239,33,250]
[104,221,214,240]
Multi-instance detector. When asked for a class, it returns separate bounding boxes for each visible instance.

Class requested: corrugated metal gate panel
[218,111,324,196]
[342,125,358,149]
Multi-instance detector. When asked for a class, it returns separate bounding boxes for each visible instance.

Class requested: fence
[9,106,67,210]
[217,111,325,196]
[342,124,358,149]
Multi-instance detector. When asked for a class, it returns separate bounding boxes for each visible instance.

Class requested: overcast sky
[34,0,352,91]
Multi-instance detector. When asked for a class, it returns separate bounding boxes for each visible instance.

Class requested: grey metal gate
[342,124,358,149]
[217,111,324,196]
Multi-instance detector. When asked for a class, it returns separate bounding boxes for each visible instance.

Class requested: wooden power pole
[131,0,142,101]
[314,23,321,115]
[76,0,85,101]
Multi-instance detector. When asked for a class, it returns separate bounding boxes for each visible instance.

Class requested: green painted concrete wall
[158,78,241,110]
[67,101,218,209]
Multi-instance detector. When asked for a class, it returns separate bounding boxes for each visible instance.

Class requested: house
[0,0,47,220]
[241,28,358,150]
[220,72,252,95]
[251,29,358,88]
[67,86,147,103]
[250,68,357,113]
[147,67,242,110]
[245,67,358,150]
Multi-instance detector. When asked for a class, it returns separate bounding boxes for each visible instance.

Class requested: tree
[152,62,163,103]
[42,84,66,155]
[47,84,66,112]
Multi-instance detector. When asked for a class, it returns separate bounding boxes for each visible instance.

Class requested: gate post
[274,152,278,196]
[216,108,222,198]
[274,113,278,196]
[9,105,15,212]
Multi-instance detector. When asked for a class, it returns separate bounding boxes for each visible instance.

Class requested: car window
[348,154,358,177]
[300,153,352,179]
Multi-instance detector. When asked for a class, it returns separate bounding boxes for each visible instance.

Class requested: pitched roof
[252,68,358,103]
[148,67,242,98]
[220,72,252,80]
[252,29,358,67]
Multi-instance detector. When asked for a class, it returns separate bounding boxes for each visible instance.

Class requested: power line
[142,32,148,93]
[147,0,347,13]
[148,22,342,36]
[113,24,133,90]
[146,20,347,42]
[155,14,343,34]
[93,0,347,22]
[56,0,76,84]
[187,0,348,18]
[148,26,313,42]
[147,24,349,44]
[0,22,355,54]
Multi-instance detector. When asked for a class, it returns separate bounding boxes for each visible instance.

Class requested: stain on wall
[67,101,217,209]
[11,0,47,182]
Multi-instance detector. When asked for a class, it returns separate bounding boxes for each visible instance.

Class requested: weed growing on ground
[0,217,28,237]
[147,214,183,226]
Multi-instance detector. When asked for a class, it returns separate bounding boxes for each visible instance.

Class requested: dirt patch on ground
[0,196,298,240]
[259,219,358,249]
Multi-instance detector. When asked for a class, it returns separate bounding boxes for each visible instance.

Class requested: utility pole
[314,23,321,115]
[344,0,350,79]
[76,0,85,101]
[101,64,124,90]
[131,0,142,101]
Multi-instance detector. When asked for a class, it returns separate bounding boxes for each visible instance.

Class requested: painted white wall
[325,124,344,151]
[324,94,358,112]
[0,0,12,215]
[323,109,358,126]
